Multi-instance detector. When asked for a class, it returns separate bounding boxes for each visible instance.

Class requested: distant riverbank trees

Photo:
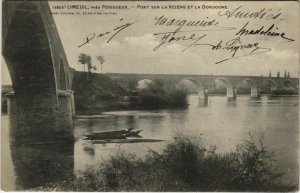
[72,73,189,114]
[132,80,188,109]
[78,53,104,79]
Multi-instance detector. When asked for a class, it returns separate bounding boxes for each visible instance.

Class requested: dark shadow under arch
[2,1,61,140]
[242,78,257,88]
[283,80,293,88]
[212,78,233,89]
[3,2,57,101]
[178,78,203,94]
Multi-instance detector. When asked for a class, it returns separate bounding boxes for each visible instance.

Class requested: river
[1,95,299,190]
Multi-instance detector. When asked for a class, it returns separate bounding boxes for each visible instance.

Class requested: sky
[2,1,299,85]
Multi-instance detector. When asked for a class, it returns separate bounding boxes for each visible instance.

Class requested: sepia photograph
[1,0,299,191]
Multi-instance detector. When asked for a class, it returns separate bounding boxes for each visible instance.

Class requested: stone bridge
[2,1,75,141]
[108,73,299,99]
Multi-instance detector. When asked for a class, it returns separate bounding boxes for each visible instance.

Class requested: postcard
[1,0,299,191]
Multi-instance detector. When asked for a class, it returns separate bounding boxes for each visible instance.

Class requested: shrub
[33,133,291,192]
[230,133,284,191]
[138,81,188,109]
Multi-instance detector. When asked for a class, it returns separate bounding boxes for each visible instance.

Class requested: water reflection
[226,100,237,107]
[1,114,74,191]
[2,95,299,190]
[83,146,95,157]
[10,141,74,190]
[125,115,135,129]
[198,97,208,107]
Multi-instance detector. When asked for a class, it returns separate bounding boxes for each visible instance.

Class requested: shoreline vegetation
[1,72,298,114]
[130,80,189,109]
[73,73,189,115]
[71,73,298,115]
[32,133,297,192]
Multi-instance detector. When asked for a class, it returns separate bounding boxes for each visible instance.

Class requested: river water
[1,95,299,190]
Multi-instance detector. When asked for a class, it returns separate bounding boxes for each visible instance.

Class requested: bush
[138,81,188,109]
[34,133,292,192]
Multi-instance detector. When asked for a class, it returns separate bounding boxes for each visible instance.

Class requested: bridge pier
[198,88,209,106]
[227,87,237,101]
[67,90,76,116]
[198,88,209,99]
[250,87,260,98]
[6,91,74,142]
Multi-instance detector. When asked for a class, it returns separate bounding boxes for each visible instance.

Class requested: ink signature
[152,14,295,64]
[194,37,272,64]
[217,6,282,21]
[78,18,137,48]
[76,13,295,65]
[153,15,236,51]
[236,22,295,42]
[154,28,272,64]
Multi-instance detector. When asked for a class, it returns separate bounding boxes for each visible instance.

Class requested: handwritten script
[78,18,137,48]
[77,5,295,64]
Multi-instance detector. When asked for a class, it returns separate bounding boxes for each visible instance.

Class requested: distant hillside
[72,71,128,114]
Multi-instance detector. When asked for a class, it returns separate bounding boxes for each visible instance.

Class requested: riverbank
[1,72,298,114]
[32,134,296,192]
[72,72,127,114]
[73,73,189,114]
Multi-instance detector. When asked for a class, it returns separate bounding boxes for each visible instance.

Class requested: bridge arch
[178,78,203,87]
[212,78,236,99]
[2,1,73,140]
[266,79,278,87]
[283,80,294,89]
[240,78,259,97]
[3,2,57,100]
[177,78,209,100]
[261,79,278,92]
[178,78,204,93]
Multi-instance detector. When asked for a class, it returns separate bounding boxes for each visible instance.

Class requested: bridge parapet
[108,73,299,97]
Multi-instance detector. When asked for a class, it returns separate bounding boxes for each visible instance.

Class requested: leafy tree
[78,53,91,73]
[129,79,138,94]
[78,53,93,80]
[96,56,105,73]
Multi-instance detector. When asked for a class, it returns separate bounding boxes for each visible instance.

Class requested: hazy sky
[2,1,299,84]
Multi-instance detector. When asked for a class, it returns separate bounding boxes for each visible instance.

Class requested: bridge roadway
[108,73,299,99]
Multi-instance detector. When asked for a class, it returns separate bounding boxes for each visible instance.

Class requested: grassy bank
[72,72,128,114]
[33,134,295,192]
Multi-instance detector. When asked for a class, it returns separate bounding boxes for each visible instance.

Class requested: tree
[284,70,287,77]
[78,53,92,79]
[268,70,272,77]
[96,56,105,74]
[129,79,138,94]
[78,53,92,72]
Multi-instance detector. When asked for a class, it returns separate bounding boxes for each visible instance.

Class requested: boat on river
[84,128,142,140]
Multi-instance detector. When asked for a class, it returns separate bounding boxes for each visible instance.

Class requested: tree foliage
[78,53,92,73]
